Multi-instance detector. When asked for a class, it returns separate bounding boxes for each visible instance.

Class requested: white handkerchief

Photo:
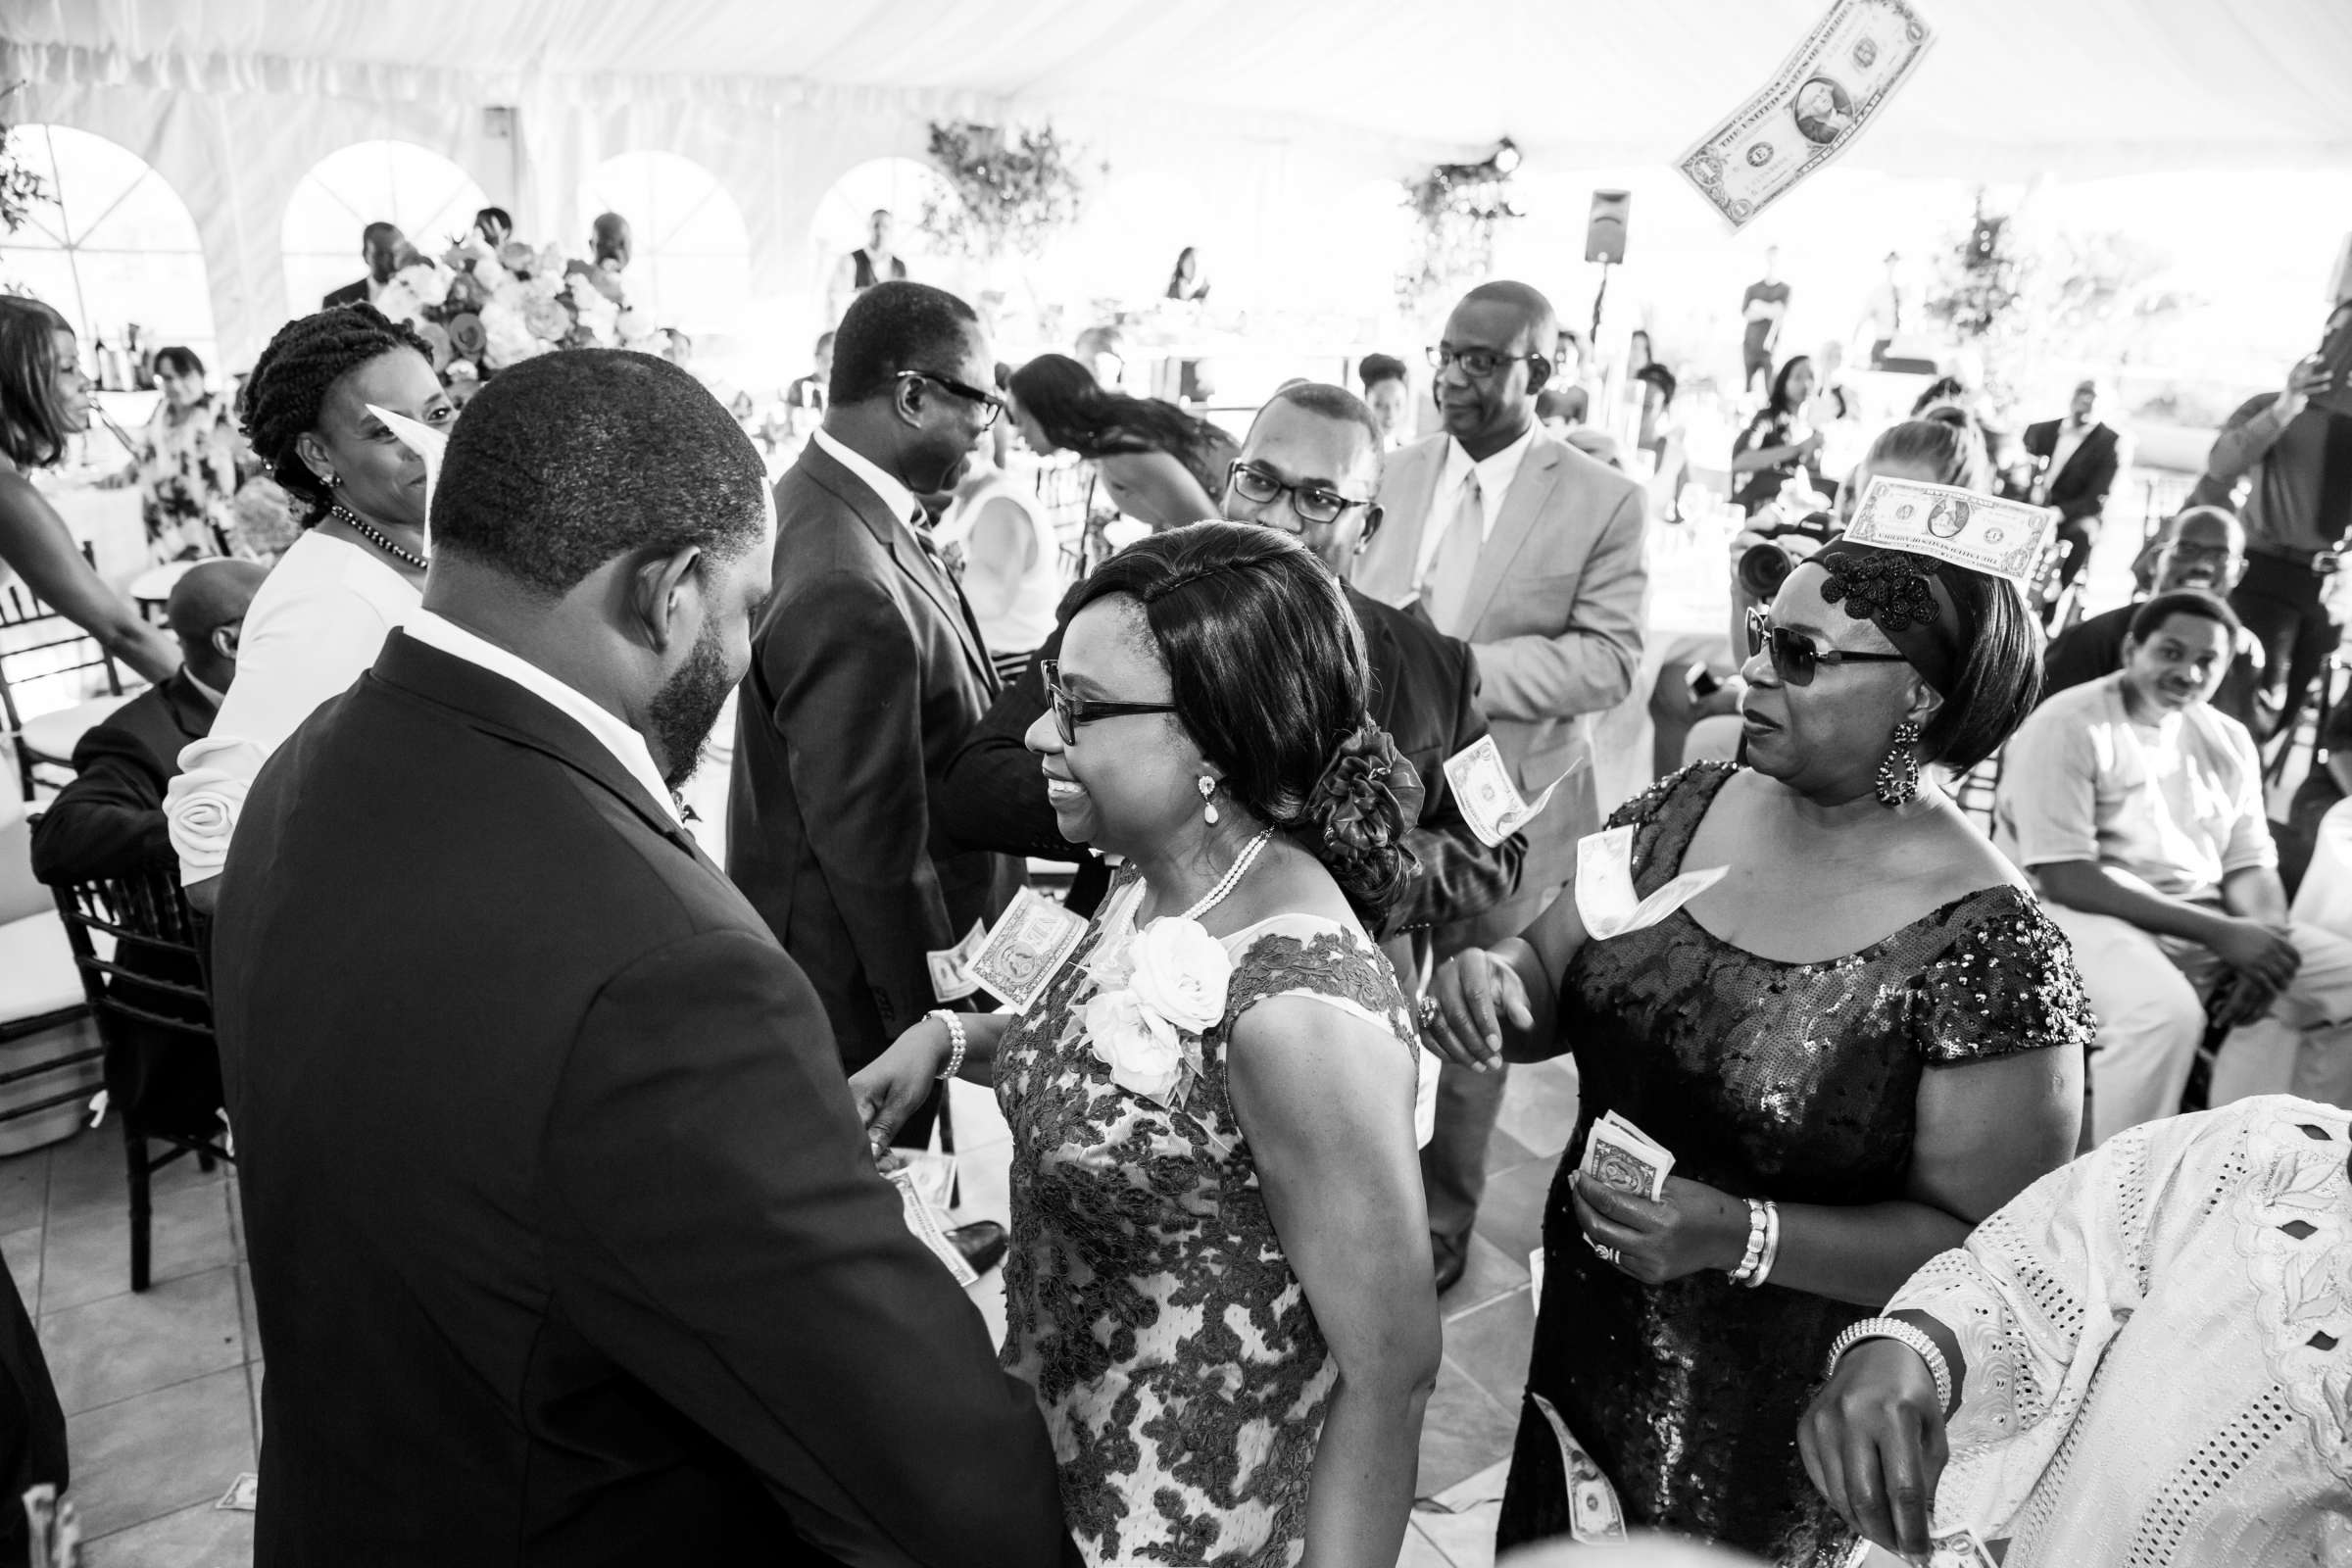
[1574,825,1729,941]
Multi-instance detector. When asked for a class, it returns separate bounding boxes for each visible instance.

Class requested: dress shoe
[948,1220,1008,1276]
[1433,1235,1467,1295]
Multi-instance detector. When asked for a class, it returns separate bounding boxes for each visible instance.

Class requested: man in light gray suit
[1351,280,1648,1291]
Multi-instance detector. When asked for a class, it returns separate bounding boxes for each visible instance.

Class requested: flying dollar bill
[1443,735,1586,849]
[1844,476,2056,585]
[1574,824,1729,943]
[968,885,1089,1012]
[1677,0,1936,230]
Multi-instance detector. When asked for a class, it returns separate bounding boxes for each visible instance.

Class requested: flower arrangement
[371,235,668,389]
[1081,916,1234,1109]
[920,119,1095,263]
[1396,148,1523,319]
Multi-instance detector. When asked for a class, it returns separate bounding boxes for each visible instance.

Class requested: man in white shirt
[1997,590,2352,1141]
[1350,279,1649,1289]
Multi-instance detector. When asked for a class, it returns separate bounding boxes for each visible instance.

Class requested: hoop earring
[1876,719,1922,808]
[1198,774,1219,825]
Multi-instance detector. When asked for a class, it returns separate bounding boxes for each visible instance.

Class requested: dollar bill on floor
[925,918,987,1004]
[217,1471,259,1511]
[1443,734,1587,848]
[967,885,1089,1012]
[1677,0,1936,230]
[1575,825,1730,941]
[1844,476,2053,584]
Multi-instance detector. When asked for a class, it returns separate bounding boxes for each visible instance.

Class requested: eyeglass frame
[1744,609,1911,687]
[896,368,1006,429]
[1426,343,1550,381]
[1224,461,1376,529]
[1042,659,1181,745]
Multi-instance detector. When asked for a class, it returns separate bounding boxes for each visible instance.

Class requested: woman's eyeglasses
[1225,462,1372,528]
[1042,660,1179,745]
[897,369,1006,429]
[1745,610,1910,687]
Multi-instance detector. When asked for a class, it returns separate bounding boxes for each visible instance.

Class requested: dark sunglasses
[897,369,1005,429]
[1225,462,1372,528]
[1745,609,1909,687]
[1042,659,1179,745]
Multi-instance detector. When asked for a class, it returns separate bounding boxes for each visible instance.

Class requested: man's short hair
[2128,589,2243,646]
[1253,382,1384,466]
[361,221,401,247]
[830,280,979,407]
[1357,353,1407,391]
[432,349,769,600]
[1457,281,1559,354]
[1635,364,1678,408]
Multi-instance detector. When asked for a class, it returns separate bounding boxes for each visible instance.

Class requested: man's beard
[648,618,734,791]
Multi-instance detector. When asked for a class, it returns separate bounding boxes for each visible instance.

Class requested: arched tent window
[0,124,218,369]
[578,152,751,334]
[811,157,960,308]
[282,141,489,318]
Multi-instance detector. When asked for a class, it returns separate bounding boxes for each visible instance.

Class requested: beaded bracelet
[1825,1317,1953,1414]
[928,1009,968,1082]
[1747,1200,1782,1289]
[1727,1198,1769,1284]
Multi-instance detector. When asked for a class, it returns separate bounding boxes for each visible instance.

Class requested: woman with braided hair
[0,295,182,682]
[167,304,454,905]
[851,522,1440,1567]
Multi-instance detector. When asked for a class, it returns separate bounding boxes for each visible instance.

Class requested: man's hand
[2280,355,2332,423]
[2209,917,2301,994]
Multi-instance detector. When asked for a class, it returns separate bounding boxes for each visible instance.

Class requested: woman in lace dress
[853,522,1439,1567]
[1423,536,2093,1563]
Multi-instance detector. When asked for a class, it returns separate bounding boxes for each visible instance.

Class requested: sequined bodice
[1499,763,2094,1563]
[995,875,1418,1568]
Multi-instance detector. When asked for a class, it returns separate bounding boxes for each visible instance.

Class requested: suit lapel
[1456,439,1565,635]
[800,445,997,692]
[1364,439,1445,606]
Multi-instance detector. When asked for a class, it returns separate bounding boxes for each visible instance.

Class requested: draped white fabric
[7,0,2352,365]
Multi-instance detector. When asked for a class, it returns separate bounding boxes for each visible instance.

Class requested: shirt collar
[1441,420,1540,499]
[813,426,921,532]
[401,610,682,825]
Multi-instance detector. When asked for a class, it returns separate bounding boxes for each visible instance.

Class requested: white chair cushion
[19,693,136,763]
[0,912,84,1021]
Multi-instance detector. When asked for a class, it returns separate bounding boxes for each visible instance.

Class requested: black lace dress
[1495,763,2093,1562]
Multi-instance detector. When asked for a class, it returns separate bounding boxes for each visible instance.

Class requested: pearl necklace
[330,504,429,570]
[1178,827,1276,923]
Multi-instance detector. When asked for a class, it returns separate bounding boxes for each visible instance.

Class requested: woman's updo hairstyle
[1073,522,1422,925]
[240,303,433,526]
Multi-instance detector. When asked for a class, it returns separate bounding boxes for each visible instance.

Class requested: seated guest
[2020,377,2121,590]
[1359,352,1412,450]
[1005,353,1236,529]
[32,560,265,883]
[1999,590,2352,1140]
[213,350,1071,1565]
[2042,505,2261,728]
[1801,1095,2352,1565]
[1728,356,1825,515]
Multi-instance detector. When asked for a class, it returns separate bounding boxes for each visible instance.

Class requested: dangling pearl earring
[1198,775,1219,825]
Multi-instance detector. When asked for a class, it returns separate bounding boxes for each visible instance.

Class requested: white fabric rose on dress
[1084,989,1185,1102]
[1128,916,1234,1035]
[165,758,257,880]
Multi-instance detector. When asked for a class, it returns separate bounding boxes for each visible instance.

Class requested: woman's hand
[1419,948,1531,1072]
[846,1019,951,1153]
[1798,1337,1950,1559]
[1568,1169,1746,1286]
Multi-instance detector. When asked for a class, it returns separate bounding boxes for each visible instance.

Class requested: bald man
[1349,279,1649,1289]
[566,214,634,306]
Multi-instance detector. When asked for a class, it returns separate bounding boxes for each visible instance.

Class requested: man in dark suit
[31,560,263,883]
[2021,378,2122,589]
[320,220,407,310]
[729,280,1016,1143]
[212,350,1071,1567]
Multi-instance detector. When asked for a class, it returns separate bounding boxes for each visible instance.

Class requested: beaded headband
[1812,538,1967,696]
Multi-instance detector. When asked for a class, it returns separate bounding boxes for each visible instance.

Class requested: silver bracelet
[1727,1198,1768,1284]
[1747,1200,1782,1289]
[928,1009,967,1081]
[1825,1317,1952,1413]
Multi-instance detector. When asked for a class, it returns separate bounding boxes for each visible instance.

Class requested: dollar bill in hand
[1581,1110,1673,1200]
[888,1166,980,1288]
[1442,735,1587,849]
[925,918,987,1004]
[1841,1528,1999,1568]
[1575,825,1729,942]
[1677,0,1936,230]
[1844,476,2054,586]
[968,886,1088,1012]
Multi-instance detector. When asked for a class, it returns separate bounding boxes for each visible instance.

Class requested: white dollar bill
[1530,1393,1630,1544]
[1574,825,1729,943]
[1844,476,2055,585]
[967,886,1088,1012]
[1581,1110,1674,1200]
[925,918,988,1004]
[1442,735,1586,849]
[1842,1529,1998,1568]
[1677,0,1936,230]
[887,1167,979,1287]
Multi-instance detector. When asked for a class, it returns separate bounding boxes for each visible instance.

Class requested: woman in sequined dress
[1423,536,2094,1563]
[851,523,1439,1567]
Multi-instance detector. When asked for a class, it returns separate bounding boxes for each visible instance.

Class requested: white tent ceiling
[17,0,2352,178]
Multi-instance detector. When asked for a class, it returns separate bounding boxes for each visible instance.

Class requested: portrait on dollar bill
[1793,76,1857,144]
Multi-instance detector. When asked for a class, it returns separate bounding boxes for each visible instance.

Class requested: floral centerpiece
[371,236,669,389]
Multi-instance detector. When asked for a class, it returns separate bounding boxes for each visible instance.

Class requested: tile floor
[6,1055,1579,1567]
